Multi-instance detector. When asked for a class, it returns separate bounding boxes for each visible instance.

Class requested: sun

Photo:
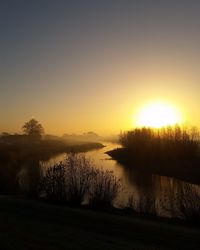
[135,101,182,128]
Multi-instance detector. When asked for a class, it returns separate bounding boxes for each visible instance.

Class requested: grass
[0,195,199,250]
[88,168,121,208]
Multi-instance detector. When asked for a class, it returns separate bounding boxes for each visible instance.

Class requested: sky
[1,0,200,135]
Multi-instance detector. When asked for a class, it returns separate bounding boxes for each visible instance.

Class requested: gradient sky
[1,0,200,135]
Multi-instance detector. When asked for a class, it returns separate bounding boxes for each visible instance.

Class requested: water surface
[42,142,200,217]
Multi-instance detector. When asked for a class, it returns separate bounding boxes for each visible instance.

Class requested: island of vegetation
[107,126,200,185]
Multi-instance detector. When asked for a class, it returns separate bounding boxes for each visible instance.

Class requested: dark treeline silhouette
[107,126,200,184]
[120,126,199,160]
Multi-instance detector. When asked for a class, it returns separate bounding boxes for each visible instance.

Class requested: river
[42,142,200,217]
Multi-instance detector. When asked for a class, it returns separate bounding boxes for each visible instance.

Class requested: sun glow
[135,101,182,128]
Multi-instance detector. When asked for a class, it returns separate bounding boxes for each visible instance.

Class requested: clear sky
[1,0,200,135]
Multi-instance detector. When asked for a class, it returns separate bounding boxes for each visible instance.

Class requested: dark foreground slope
[0,196,199,250]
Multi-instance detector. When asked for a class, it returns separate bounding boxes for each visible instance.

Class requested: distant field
[0,138,104,161]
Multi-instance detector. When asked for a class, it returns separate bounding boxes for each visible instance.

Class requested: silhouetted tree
[22,119,44,139]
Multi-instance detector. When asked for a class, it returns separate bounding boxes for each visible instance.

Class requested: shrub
[40,163,66,203]
[41,154,93,205]
[64,154,94,205]
[88,169,121,208]
[41,153,121,207]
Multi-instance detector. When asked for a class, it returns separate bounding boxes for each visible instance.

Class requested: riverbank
[107,148,200,185]
[0,140,104,195]
[0,139,104,161]
[0,196,199,249]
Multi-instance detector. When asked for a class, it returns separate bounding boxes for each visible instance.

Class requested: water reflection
[41,142,200,218]
[18,159,42,197]
[123,166,200,217]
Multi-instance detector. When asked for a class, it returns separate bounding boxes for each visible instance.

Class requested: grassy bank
[0,196,199,250]
[0,138,104,161]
